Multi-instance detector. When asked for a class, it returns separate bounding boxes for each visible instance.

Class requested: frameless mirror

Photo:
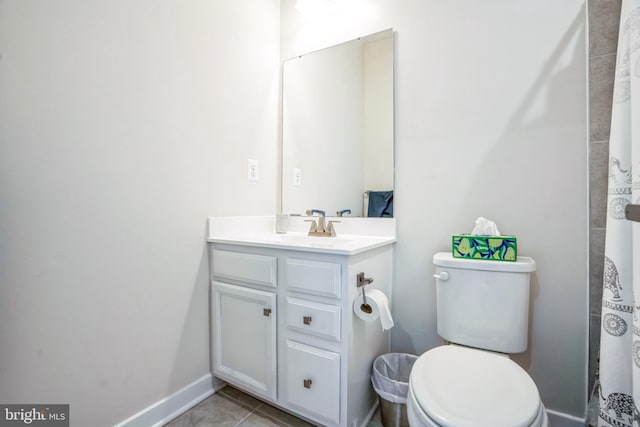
[282,29,394,217]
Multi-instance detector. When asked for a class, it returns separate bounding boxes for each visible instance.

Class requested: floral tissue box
[452,234,517,261]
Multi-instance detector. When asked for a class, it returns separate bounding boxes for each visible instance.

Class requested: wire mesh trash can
[371,353,418,427]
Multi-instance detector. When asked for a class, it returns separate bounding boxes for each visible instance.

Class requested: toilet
[406,252,548,427]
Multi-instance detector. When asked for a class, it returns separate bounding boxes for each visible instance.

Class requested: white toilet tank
[433,252,536,353]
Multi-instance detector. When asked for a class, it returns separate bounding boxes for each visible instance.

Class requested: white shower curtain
[598,1,640,426]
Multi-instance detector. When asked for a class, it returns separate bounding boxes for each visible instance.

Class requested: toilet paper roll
[353,289,394,330]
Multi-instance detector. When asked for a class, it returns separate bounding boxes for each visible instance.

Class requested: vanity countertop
[207,216,396,255]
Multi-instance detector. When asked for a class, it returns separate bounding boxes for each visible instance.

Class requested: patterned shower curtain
[598,1,640,426]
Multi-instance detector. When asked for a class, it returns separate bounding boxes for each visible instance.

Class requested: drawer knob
[263,308,272,317]
[303,378,312,389]
[303,316,312,325]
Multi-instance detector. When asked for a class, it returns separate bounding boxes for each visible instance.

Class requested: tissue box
[452,235,517,261]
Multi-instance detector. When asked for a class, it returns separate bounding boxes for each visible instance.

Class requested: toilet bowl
[406,345,547,427]
[406,253,548,427]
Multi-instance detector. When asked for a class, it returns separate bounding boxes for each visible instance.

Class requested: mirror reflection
[282,29,394,217]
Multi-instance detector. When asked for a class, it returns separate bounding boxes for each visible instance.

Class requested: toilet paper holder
[357,272,374,288]
[357,272,374,314]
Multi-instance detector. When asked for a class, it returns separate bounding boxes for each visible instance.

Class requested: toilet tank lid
[433,252,536,272]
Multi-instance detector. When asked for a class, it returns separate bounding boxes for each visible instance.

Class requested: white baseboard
[115,376,586,427]
[547,408,586,427]
[115,374,222,427]
[360,400,380,427]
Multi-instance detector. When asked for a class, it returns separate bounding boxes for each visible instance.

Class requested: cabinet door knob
[263,308,272,317]
[303,378,312,389]
[303,316,312,325]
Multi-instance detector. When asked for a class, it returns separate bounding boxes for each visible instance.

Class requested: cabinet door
[212,281,277,400]
[285,340,340,424]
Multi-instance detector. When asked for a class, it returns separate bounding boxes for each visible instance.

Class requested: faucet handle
[326,220,341,237]
[307,209,326,217]
[304,219,318,233]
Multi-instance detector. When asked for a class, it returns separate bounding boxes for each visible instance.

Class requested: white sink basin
[211,231,393,255]
[207,216,396,255]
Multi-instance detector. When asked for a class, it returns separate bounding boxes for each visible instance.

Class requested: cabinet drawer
[285,258,341,298]
[286,297,341,342]
[285,340,340,424]
[213,249,277,287]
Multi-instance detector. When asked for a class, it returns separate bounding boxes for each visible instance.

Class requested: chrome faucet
[305,209,339,237]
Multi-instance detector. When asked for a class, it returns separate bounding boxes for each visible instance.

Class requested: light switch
[248,159,259,181]
[293,168,301,186]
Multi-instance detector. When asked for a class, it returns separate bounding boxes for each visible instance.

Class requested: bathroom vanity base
[208,238,394,427]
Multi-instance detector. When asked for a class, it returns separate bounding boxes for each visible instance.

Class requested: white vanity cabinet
[209,236,394,427]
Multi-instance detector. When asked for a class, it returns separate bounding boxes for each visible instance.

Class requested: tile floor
[165,385,383,427]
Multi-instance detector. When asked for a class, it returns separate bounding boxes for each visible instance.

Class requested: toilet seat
[408,345,545,427]
[407,383,547,427]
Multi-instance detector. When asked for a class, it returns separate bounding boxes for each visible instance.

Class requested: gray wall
[0,1,280,425]
[588,0,622,396]
[282,0,588,420]
[0,1,594,425]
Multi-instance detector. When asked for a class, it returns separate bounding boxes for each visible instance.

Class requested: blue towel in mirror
[368,191,393,217]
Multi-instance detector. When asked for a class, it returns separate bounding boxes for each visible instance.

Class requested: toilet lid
[410,346,541,427]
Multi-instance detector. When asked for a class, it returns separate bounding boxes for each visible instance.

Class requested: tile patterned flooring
[165,385,383,427]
